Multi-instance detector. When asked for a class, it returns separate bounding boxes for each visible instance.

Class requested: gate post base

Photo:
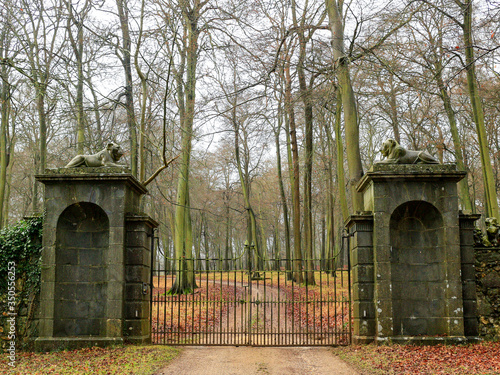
[352,335,375,345]
[382,336,468,345]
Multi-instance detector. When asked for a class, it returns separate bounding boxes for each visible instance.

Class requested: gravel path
[156,346,359,375]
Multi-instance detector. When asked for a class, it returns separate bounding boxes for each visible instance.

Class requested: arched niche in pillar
[54,202,109,337]
[390,200,446,336]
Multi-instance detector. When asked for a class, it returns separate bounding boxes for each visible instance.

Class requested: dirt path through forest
[156,346,359,375]
[212,278,341,346]
[217,280,299,345]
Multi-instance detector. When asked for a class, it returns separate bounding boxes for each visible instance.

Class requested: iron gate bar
[151,255,351,346]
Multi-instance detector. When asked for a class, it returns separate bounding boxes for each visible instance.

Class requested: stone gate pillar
[35,168,157,350]
[348,163,478,344]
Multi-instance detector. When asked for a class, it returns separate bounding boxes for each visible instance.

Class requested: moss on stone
[45,167,131,175]
[369,163,458,173]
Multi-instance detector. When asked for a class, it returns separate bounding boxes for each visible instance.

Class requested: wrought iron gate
[151,240,351,346]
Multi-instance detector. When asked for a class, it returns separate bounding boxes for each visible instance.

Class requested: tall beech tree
[169,0,207,294]
[283,49,304,284]
[116,0,138,176]
[457,0,498,218]
[326,0,364,213]
[416,0,497,216]
[65,0,92,154]
[0,7,13,228]
[273,99,292,278]
[291,0,325,285]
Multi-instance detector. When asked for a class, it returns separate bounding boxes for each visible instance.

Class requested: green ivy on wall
[0,216,43,296]
[0,216,43,347]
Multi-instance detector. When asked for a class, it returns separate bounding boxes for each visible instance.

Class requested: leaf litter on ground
[336,342,500,375]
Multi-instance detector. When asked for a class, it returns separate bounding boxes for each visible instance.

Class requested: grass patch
[1,345,179,375]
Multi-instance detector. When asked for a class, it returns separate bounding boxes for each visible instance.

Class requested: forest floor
[2,341,500,374]
[0,345,179,374]
[155,342,500,375]
[156,343,500,375]
[334,342,500,375]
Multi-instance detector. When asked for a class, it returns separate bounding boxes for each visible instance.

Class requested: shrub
[0,216,43,349]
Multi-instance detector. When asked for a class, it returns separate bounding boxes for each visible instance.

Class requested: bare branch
[142,154,179,186]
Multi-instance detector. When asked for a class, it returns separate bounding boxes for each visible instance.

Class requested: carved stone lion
[484,217,500,247]
[376,139,439,164]
[474,227,484,246]
[65,142,125,168]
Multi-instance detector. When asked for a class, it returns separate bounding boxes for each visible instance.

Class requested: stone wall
[459,214,479,337]
[347,215,375,344]
[35,169,156,350]
[54,202,109,337]
[475,247,500,340]
[390,201,447,336]
[348,164,476,344]
[124,215,157,343]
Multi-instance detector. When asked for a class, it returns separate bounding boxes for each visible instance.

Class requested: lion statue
[474,227,484,246]
[484,217,500,247]
[376,139,439,164]
[66,142,125,168]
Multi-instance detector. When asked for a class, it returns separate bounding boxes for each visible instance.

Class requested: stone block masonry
[475,247,500,340]
[124,214,158,343]
[348,164,479,344]
[34,168,157,351]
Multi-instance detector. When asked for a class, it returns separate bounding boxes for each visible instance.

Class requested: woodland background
[0,0,499,285]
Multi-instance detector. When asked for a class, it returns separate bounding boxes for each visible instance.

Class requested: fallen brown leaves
[280,274,351,344]
[337,342,500,375]
[151,276,244,344]
[0,345,178,375]
[282,284,349,325]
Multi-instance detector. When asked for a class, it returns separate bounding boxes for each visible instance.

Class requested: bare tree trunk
[291,0,321,285]
[274,220,280,270]
[135,0,148,182]
[66,0,90,154]
[326,0,364,213]
[185,190,197,287]
[284,55,303,284]
[331,91,349,222]
[459,0,498,217]
[34,87,47,213]
[203,214,210,271]
[116,0,138,176]
[379,74,401,144]
[194,217,203,271]
[275,111,292,279]
[0,28,10,227]
[434,64,472,211]
[86,75,104,148]
[234,117,260,273]
[170,0,204,294]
